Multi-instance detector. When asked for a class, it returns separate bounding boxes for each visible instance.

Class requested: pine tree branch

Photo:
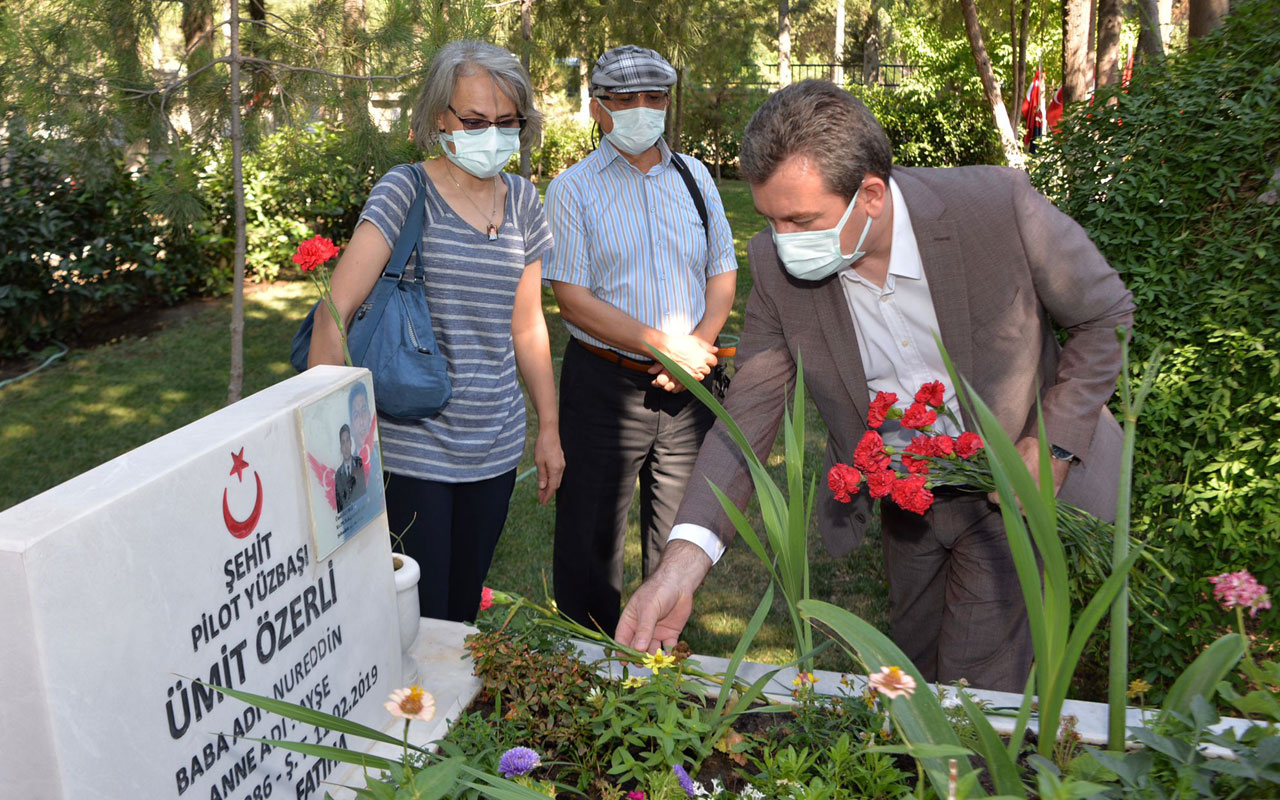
[236,16,312,42]
[238,57,420,83]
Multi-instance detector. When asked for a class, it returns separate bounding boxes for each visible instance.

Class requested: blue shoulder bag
[290,165,451,420]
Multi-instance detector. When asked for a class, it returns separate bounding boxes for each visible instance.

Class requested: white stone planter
[392,553,421,684]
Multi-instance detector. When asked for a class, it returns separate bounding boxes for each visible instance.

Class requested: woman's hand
[534,426,565,505]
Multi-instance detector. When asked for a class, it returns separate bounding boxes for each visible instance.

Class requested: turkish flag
[1021,68,1047,149]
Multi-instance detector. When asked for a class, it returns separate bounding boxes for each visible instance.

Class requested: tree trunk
[180,0,216,130]
[1086,0,1097,88]
[833,0,845,85]
[1158,0,1174,46]
[227,2,247,405]
[246,0,271,123]
[1011,0,1031,137]
[862,2,880,86]
[578,57,590,124]
[341,0,369,126]
[672,67,684,153]
[1062,0,1091,104]
[1188,0,1229,38]
[519,0,532,179]
[1095,0,1122,87]
[778,0,791,88]
[960,0,1023,167]
[1136,0,1164,58]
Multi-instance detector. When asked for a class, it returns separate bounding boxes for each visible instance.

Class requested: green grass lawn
[0,179,888,669]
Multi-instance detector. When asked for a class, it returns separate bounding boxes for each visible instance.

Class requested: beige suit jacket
[676,165,1135,557]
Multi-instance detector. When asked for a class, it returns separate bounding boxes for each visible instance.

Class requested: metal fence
[732,62,918,89]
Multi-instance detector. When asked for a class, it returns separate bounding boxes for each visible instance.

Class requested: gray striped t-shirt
[357,163,552,482]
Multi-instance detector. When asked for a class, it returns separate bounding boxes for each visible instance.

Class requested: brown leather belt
[573,338,739,373]
[574,338,656,373]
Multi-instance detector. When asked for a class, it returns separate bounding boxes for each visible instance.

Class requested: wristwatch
[1049,444,1076,463]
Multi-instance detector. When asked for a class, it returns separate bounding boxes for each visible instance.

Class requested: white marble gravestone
[0,366,401,800]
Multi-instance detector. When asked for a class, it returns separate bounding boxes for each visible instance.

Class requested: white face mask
[440,126,520,179]
[601,105,666,155]
[771,189,873,281]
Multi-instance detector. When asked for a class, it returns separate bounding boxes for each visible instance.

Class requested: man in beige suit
[616,81,1133,692]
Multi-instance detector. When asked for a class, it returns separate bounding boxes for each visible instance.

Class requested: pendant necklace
[444,160,500,240]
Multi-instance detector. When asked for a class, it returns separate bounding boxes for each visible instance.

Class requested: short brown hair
[740,80,893,200]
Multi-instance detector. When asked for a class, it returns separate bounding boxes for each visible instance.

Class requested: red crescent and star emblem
[223,447,263,539]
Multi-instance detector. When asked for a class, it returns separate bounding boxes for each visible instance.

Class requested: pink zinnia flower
[384,686,436,722]
[1209,570,1272,616]
[868,665,916,699]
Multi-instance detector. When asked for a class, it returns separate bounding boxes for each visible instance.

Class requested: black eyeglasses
[447,104,526,134]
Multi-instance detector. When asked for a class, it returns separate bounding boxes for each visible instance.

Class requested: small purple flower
[672,764,696,797]
[498,746,541,778]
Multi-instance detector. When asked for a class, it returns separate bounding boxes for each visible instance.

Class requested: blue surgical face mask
[601,105,666,155]
[440,125,520,179]
[771,189,873,281]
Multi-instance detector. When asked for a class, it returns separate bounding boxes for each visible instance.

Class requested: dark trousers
[880,493,1034,693]
[384,468,517,623]
[553,340,716,634]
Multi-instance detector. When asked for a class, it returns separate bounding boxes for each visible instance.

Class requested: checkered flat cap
[590,45,677,95]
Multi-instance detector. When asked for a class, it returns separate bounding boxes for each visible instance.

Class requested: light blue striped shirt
[357,164,552,483]
[543,138,737,359]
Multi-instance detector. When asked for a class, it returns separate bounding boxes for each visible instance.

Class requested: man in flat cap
[543,45,738,633]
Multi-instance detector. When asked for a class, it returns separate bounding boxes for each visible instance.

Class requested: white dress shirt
[670,177,960,564]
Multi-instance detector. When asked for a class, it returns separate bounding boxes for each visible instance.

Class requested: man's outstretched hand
[615,541,713,653]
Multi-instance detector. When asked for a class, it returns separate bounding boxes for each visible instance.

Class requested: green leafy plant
[0,126,210,356]
[203,681,555,800]
[459,585,792,794]
[1033,0,1280,695]
[648,346,818,671]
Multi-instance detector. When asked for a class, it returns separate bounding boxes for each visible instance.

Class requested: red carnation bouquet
[827,380,986,516]
[826,380,1156,610]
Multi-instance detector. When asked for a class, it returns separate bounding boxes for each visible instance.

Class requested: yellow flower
[622,676,648,689]
[867,666,916,700]
[1127,678,1152,699]
[791,671,819,687]
[642,649,678,673]
[384,686,436,722]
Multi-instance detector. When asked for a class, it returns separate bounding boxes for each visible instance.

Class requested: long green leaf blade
[800,599,969,797]
[199,680,406,749]
[1161,634,1245,718]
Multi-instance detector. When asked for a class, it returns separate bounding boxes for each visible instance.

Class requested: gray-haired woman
[309,40,563,622]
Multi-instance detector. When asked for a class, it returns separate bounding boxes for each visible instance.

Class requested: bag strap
[382,164,429,281]
[667,153,709,240]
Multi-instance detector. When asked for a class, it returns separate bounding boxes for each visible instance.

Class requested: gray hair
[739,80,893,200]
[411,40,543,152]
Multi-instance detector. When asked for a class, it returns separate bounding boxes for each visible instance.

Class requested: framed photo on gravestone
[0,366,403,800]
[298,375,386,560]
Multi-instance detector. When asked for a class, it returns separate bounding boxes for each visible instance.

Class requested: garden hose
[0,342,69,389]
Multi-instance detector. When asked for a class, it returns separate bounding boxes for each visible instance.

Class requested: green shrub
[0,126,209,357]
[681,86,770,180]
[1033,0,1280,694]
[529,115,592,180]
[201,123,418,282]
[860,81,1001,168]
[859,12,1002,168]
